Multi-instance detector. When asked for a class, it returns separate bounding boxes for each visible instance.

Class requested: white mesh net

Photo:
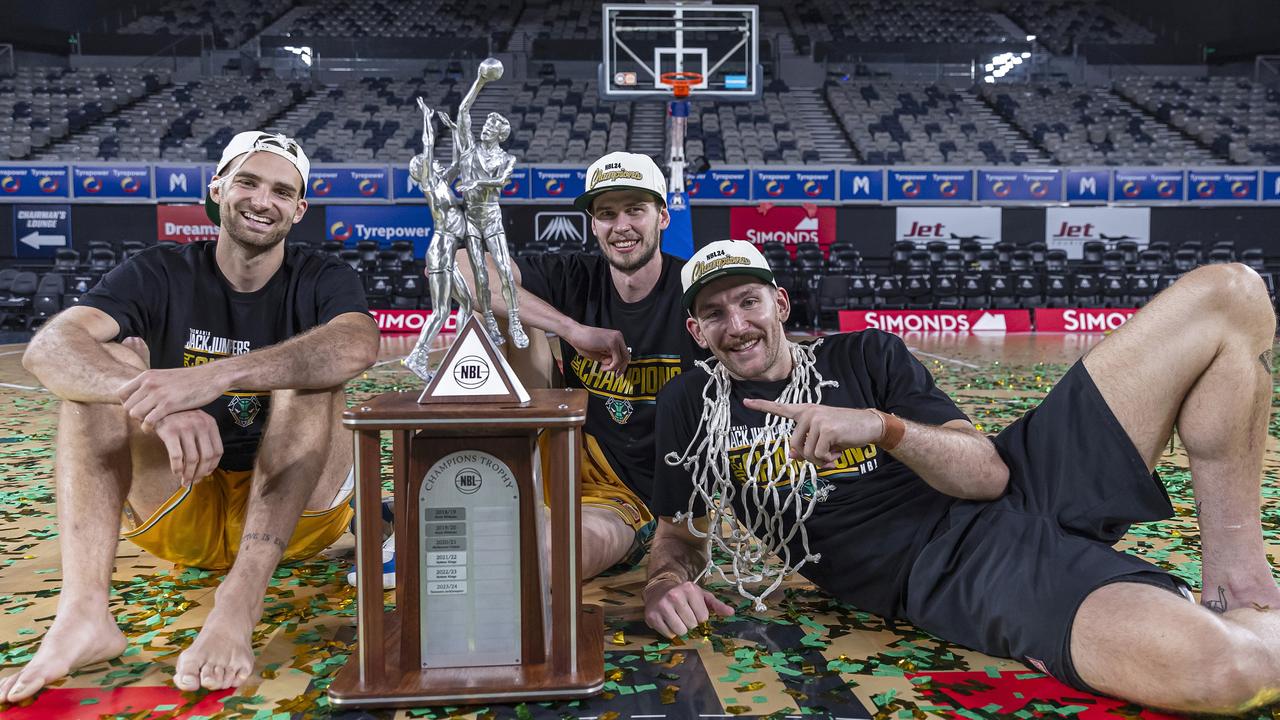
[664,339,837,610]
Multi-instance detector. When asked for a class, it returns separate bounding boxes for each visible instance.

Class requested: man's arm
[454,248,629,372]
[744,399,1009,500]
[643,516,735,638]
[120,312,380,430]
[23,306,139,403]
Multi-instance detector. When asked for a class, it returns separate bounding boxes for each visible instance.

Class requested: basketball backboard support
[600,3,761,100]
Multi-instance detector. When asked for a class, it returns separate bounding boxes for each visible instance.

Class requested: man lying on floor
[644,240,1280,714]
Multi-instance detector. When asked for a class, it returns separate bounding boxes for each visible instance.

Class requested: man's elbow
[353,322,381,371]
[969,460,1009,500]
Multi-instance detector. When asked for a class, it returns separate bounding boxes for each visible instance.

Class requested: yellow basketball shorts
[121,469,354,570]
[538,431,653,532]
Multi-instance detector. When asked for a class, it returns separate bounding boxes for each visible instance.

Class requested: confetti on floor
[0,333,1277,719]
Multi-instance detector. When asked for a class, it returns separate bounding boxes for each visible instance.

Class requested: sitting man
[0,131,380,701]
[459,151,707,578]
[646,239,1279,714]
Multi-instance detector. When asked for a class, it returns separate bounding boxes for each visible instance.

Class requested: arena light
[283,45,313,67]
[1026,34,1036,42]
[1021,52,1031,59]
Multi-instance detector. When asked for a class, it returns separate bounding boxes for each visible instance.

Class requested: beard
[601,228,660,274]
[220,201,292,251]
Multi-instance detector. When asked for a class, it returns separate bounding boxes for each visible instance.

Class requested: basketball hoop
[660,71,703,99]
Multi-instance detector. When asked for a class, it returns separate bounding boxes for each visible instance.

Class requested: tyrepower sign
[895,207,1001,245]
[369,309,458,334]
[1044,207,1149,259]
[729,204,836,255]
[1035,308,1135,332]
[156,204,218,243]
[838,309,1031,334]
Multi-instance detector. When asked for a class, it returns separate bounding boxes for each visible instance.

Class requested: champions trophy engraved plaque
[328,61,604,709]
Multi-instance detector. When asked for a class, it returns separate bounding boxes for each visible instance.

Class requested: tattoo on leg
[1260,349,1274,373]
[241,532,287,552]
[1204,585,1228,613]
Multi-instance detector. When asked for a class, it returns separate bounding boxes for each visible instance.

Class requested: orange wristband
[872,410,906,450]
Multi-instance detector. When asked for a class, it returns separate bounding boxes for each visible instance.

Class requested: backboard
[600,3,761,100]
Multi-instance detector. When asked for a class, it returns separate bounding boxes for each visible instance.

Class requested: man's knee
[1192,626,1276,711]
[1174,263,1275,336]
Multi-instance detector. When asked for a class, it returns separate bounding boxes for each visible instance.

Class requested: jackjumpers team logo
[726,421,881,494]
[569,354,682,421]
[227,395,262,428]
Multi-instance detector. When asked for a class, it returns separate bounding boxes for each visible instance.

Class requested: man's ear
[686,315,709,349]
[209,175,223,202]
[292,198,308,224]
[775,286,791,323]
[657,205,671,230]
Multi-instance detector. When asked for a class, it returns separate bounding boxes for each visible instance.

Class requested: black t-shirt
[653,330,968,618]
[516,252,708,507]
[81,241,370,471]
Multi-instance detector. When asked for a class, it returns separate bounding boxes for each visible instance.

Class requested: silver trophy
[446,57,528,349]
[403,99,493,381]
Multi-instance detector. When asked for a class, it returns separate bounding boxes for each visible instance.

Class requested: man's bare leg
[538,506,640,582]
[0,344,152,702]
[1070,263,1280,709]
[173,386,349,691]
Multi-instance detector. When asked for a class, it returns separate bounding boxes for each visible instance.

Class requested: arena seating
[826,80,1049,165]
[30,71,309,162]
[980,80,1218,166]
[1001,0,1156,55]
[279,0,518,39]
[785,0,1009,44]
[117,0,296,49]
[1114,76,1280,165]
[2,66,170,160]
[681,89,858,165]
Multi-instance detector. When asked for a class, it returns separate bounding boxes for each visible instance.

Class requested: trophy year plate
[328,389,604,708]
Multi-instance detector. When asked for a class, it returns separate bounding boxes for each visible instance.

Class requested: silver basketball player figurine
[442,57,529,349]
[402,99,495,381]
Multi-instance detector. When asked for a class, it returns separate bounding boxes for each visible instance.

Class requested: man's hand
[153,409,224,487]
[744,398,883,467]
[119,364,230,432]
[564,323,631,374]
[643,578,735,638]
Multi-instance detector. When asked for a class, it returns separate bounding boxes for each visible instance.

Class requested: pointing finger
[743,398,802,419]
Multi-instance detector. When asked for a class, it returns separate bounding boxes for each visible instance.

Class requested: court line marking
[0,350,26,357]
[0,383,46,392]
[906,347,981,370]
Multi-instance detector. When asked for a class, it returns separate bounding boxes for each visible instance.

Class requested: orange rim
[659,71,703,99]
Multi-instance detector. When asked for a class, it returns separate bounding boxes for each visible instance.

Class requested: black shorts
[904,360,1191,692]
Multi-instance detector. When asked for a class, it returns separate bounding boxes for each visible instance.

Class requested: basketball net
[664,339,837,610]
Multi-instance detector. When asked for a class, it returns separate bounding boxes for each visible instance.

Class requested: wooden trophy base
[328,605,604,708]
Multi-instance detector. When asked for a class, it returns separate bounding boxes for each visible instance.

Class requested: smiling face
[687,275,792,382]
[588,189,668,274]
[211,152,307,251]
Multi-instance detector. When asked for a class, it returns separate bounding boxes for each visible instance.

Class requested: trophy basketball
[329,59,605,708]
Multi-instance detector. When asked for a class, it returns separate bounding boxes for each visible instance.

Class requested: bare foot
[173,604,257,692]
[0,611,126,703]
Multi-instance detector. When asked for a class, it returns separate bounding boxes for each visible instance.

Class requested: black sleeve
[864,331,969,426]
[78,249,167,342]
[313,258,371,324]
[514,253,596,322]
[652,373,708,518]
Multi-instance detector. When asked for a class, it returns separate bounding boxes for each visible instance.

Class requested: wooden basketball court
[0,332,1275,719]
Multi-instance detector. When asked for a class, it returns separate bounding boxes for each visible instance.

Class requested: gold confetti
[599,712,620,720]
[726,705,752,715]
[606,668,625,682]
[660,685,680,704]
[735,681,765,692]
[610,630,627,646]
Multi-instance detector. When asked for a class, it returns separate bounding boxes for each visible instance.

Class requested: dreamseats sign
[156,204,218,243]
[729,204,836,255]
[325,206,433,256]
[895,207,1001,245]
[1044,207,1149,259]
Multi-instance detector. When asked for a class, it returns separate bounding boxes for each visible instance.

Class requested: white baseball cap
[574,151,667,212]
[681,239,777,310]
[205,131,310,225]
